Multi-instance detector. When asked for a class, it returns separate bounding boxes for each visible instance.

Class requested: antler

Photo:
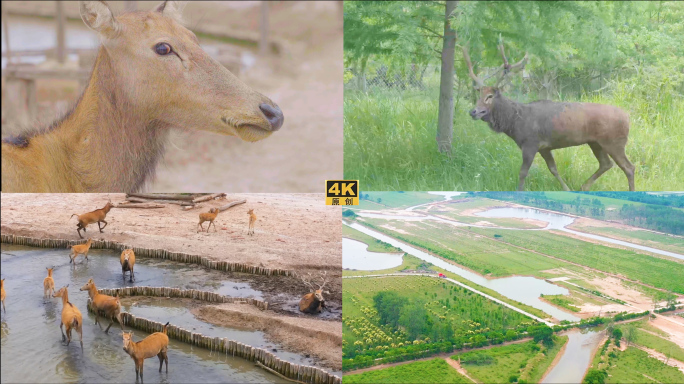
[494,40,528,89]
[461,39,528,90]
[318,271,329,291]
[461,45,485,89]
[300,272,317,291]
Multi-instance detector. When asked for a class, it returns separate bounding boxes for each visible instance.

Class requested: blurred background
[1,1,343,192]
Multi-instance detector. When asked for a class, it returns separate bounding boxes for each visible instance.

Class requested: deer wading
[462,41,635,191]
[1,1,284,193]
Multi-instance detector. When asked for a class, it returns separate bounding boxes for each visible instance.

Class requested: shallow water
[541,329,603,383]
[345,223,579,322]
[342,238,403,270]
[0,245,323,383]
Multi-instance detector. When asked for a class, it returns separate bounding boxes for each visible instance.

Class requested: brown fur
[120,249,136,282]
[53,285,84,350]
[122,322,170,381]
[1,0,283,193]
[71,201,113,238]
[298,271,329,314]
[247,209,257,235]
[80,278,123,333]
[43,267,55,299]
[197,208,219,233]
[69,238,93,263]
[1,279,6,313]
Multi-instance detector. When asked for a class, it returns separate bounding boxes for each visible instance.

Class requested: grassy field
[568,223,684,255]
[540,294,582,312]
[615,319,684,362]
[361,218,568,277]
[343,276,537,364]
[603,347,684,383]
[343,225,403,253]
[358,192,444,210]
[428,199,545,229]
[344,84,684,191]
[452,336,568,384]
[465,227,684,294]
[343,358,471,384]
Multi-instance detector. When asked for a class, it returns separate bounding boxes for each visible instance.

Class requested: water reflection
[342,238,403,270]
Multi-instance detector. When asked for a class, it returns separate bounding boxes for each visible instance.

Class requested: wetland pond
[344,223,579,322]
[0,244,334,383]
[342,238,403,271]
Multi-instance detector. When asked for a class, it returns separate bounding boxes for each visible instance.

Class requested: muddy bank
[193,303,342,372]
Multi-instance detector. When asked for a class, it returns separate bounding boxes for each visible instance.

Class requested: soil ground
[1,1,343,192]
[193,302,342,371]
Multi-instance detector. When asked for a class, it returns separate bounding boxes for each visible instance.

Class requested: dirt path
[344,337,533,376]
[444,358,478,383]
[631,344,684,374]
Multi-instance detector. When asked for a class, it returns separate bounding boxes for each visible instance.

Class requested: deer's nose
[259,103,284,131]
[469,109,477,117]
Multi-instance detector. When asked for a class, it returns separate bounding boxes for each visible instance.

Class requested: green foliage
[344,1,684,191]
[343,358,472,384]
[612,328,623,341]
[583,369,608,384]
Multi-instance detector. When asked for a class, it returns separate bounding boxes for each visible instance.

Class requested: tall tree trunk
[436,1,457,154]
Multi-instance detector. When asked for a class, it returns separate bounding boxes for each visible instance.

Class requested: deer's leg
[604,143,635,191]
[517,147,537,191]
[581,142,613,191]
[197,222,203,233]
[77,227,84,239]
[539,149,570,191]
[60,322,66,341]
[158,353,164,372]
[99,220,108,232]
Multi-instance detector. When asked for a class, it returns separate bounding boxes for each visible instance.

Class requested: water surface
[541,330,603,384]
[342,238,402,270]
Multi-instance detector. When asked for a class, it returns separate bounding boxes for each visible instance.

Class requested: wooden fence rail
[0,234,294,277]
[96,285,269,311]
[86,301,340,384]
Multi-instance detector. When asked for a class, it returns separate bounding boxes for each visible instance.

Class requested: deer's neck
[88,285,98,299]
[488,97,523,142]
[61,292,70,307]
[11,48,170,192]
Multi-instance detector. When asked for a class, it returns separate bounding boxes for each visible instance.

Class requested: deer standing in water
[463,40,634,191]
[247,209,257,235]
[1,1,284,192]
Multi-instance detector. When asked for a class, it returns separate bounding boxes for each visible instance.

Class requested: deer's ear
[155,1,188,24]
[80,1,121,39]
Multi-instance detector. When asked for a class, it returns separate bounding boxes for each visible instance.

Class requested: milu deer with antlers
[299,271,330,314]
[462,40,635,191]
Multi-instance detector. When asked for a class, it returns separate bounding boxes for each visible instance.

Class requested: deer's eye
[154,43,172,55]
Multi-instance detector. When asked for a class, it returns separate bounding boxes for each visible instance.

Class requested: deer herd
[1,198,334,381]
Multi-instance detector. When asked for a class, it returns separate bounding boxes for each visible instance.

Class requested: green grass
[343,358,472,384]
[428,198,544,229]
[358,192,444,210]
[568,224,684,254]
[361,218,568,277]
[451,337,568,384]
[615,320,684,362]
[464,227,684,294]
[603,347,684,383]
[343,225,403,253]
[540,294,582,312]
[344,86,684,191]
